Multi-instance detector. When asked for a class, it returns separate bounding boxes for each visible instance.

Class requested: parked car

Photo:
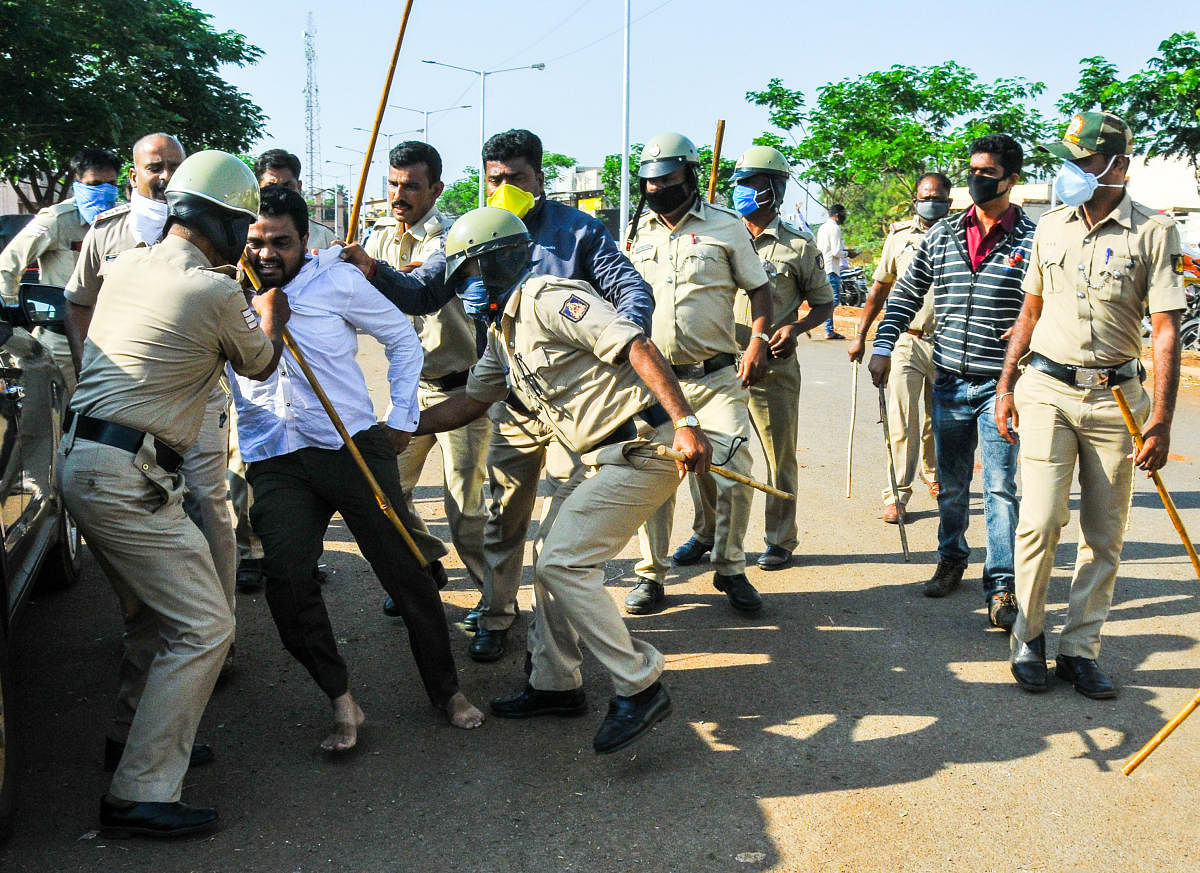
[0,283,80,841]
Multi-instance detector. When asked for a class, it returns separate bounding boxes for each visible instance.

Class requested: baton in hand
[879,385,910,561]
[846,361,858,498]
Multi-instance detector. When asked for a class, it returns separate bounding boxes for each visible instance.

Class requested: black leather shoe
[671,537,714,566]
[104,738,214,773]
[469,627,507,662]
[593,682,672,754]
[923,558,967,598]
[1056,654,1117,699]
[99,796,219,839]
[988,591,1018,631]
[1010,634,1048,693]
[713,573,762,613]
[382,596,400,617]
[490,684,587,719]
[462,604,484,633]
[756,546,792,571]
[235,558,264,593]
[624,578,665,614]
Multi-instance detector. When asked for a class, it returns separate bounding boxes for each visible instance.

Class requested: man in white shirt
[815,203,856,339]
[231,186,483,753]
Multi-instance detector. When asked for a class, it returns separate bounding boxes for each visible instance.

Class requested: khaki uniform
[693,217,832,552]
[628,199,769,580]
[466,274,669,694]
[367,208,489,586]
[1012,194,1185,659]
[874,218,937,508]
[67,206,238,615]
[61,233,275,803]
[0,198,89,388]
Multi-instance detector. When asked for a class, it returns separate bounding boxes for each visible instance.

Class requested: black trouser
[247,425,459,707]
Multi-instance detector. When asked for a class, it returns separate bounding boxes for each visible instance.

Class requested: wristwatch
[674,414,700,430]
[751,332,770,344]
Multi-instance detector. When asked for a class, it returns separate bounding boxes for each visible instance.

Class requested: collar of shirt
[963,203,1017,270]
[1065,189,1134,235]
[392,206,445,244]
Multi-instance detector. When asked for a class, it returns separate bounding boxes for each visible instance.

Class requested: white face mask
[1053,155,1124,207]
[130,190,170,244]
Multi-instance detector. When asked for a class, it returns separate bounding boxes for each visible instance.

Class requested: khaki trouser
[527,424,674,696]
[396,383,488,588]
[226,403,263,562]
[1010,366,1149,660]
[637,365,753,580]
[883,331,937,507]
[183,388,236,613]
[60,432,233,804]
[479,401,575,632]
[692,356,802,553]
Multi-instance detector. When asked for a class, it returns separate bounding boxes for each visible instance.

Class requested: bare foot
[320,693,365,752]
[445,691,485,730]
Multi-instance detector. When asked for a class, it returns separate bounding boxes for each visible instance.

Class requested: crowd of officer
[0,108,1186,839]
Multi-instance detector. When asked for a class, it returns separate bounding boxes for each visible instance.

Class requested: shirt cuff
[871,345,893,358]
[385,403,419,433]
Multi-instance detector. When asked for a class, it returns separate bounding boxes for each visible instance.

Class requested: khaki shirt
[0,199,87,302]
[65,204,138,306]
[72,234,277,452]
[629,199,769,365]
[873,218,935,335]
[307,220,337,249]
[466,275,652,455]
[366,207,475,379]
[737,216,833,346]
[1024,193,1186,367]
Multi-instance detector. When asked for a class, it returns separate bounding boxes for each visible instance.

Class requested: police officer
[60,151,289,837]
[689,145,833,569]
[414,207,712,753]
[0,147,122,389]
[625,132,773,613]
[253,149,337,248]
[848,172,952,523]
[996,112,1186,699]
[366,141,487,615]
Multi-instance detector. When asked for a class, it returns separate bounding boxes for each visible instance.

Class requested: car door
[0,325,26,611]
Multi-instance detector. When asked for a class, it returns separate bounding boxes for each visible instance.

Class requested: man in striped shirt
[868,135,1036,631]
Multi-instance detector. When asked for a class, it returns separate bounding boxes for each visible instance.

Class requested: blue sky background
[196,0,1193,211]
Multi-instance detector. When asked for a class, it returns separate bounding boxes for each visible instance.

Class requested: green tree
[437,168,480,217]
[599,143,734,211]
[542,152,577,184]
[0,0,265,210]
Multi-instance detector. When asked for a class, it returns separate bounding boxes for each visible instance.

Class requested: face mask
[459,276,491,321]
[645,182,692,216]
[1053,155,1122,207]
[487,183,536,219]
[73,181,119,224]
[967,174,1009,206]
[130,190,170,244]
[914,199,951,221]
[732,183,773,217]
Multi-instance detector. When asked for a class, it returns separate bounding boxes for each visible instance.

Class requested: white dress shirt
[816,219,846,275]
[231,247,424,463]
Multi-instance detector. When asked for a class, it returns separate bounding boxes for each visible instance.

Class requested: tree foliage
[437,167,480,217]
[599,143,735,213]
[0,0,266,209]
[542,152,577,184]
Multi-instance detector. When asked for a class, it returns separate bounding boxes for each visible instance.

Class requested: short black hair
[969,134,1023,177]
[258,184,309,238]
[915,172,952,196]
[482,129,542,170]
[389,141,442,186]
[254,149,302,183]
[830,203,846,216]
[71,148,121,179]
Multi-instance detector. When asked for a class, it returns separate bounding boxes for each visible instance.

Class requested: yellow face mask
[487,183,536,219]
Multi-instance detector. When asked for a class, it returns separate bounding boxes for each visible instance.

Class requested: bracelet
[997,391,1014,400]
[365,259,378,281]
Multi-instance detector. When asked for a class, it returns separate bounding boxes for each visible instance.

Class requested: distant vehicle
[0,283,80,841]
[838,266,869,307]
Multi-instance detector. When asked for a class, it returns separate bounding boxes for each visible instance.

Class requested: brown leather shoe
[883,502,905,525]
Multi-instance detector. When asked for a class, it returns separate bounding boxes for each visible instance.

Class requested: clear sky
[195,0,1192,212]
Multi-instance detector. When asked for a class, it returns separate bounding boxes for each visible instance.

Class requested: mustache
[391,198,414,211]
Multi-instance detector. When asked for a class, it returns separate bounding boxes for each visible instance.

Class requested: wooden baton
[654,444,794,501]
[1123,687,1200,775]
[706,119,725,203]
[846,361,858,498]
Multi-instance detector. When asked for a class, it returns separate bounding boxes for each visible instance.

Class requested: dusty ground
[2,335,1199,872]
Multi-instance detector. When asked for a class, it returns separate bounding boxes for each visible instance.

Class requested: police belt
[670,353,736,381]
[1027,353,1141,390]
[420,369,470,392]
[591,403,671,452]
[66,411,184,473]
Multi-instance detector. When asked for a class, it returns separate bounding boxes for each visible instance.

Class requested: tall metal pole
[478,71,487,207]
[619,0,631,234]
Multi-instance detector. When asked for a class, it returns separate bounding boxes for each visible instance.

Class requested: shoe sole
[1011,673,1049,693]
[490,703,588,719]
[755,561,790,572]
[593,699,673,755]
[624,601,665,615]
[100,820,219,839]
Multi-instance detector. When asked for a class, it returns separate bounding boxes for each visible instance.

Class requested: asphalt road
[3,335,1200,872]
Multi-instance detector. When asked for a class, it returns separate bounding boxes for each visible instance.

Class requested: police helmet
[165,150,259,264]
[638,132,700,180]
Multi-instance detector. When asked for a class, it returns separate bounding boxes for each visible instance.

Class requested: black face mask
[645,182,692,216]
[967,174,1008,206]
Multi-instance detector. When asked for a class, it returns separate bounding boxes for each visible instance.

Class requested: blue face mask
[1053,155,1122,207]
[732,183,772,217]
[459,276,492,322]
[72,181,119,224]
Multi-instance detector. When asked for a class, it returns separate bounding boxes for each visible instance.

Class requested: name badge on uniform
[103,252,121,262]
[633,244,653,255]
[561,295,590,323]
[241,306,260,330]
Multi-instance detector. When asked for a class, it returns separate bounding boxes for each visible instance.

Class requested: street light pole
[619,0,632,238]
[388,104,471,144]
[325,159,355,237]
[420,61,545,207]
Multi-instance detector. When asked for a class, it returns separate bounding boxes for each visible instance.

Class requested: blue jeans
[825,272,841,334]
[931,369,1019,599]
